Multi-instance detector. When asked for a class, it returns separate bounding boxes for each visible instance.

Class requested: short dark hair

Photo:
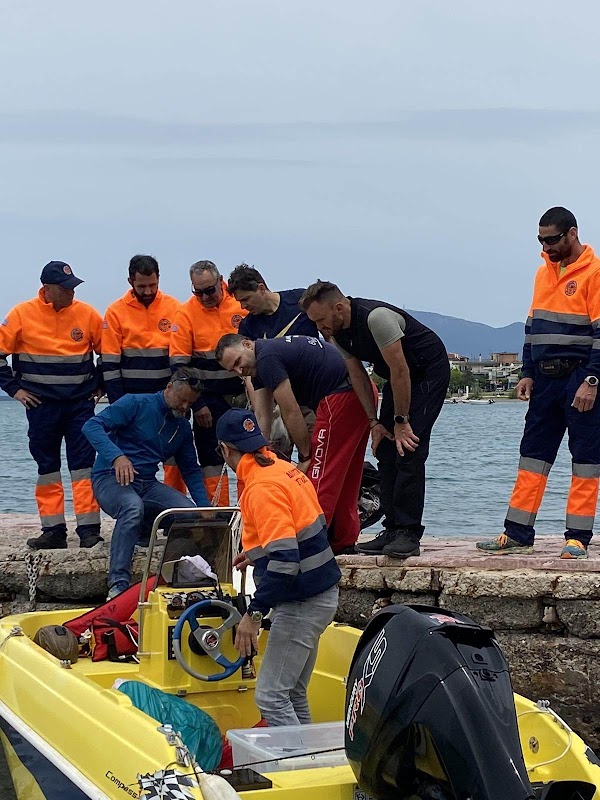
[299,280,345,310]
[129,255,159,280]
[170,366,203,395]
[539,207,578,233]
[228,263,269,294]
[215,333,248,363]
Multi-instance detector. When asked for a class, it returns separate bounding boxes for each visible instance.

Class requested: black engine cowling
[345,604,537,800]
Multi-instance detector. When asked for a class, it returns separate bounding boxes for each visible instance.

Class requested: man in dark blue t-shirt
[215,334,373,554]
[228,263,318,340]
[228,263,319,455]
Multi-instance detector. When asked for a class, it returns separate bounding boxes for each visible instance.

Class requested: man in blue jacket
[83,367,210,599]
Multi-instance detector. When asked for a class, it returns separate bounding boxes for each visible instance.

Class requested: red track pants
[308,388,372,553]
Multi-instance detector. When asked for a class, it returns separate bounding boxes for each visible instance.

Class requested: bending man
[216,408,340,726]
[216,333,373,554]
[301,281,449,559]
[83,368,209,599]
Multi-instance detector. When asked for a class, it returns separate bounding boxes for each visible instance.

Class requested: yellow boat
[0,508,598,800]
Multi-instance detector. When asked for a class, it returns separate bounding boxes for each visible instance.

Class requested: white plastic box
[226,721,348,773]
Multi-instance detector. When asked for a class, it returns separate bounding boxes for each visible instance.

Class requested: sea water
[0,399,578,536]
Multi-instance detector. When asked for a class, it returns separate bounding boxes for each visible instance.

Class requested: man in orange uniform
[170,260,247,504]
[0,261,103,549]
[477,207,600,559]
[101,254,184,492]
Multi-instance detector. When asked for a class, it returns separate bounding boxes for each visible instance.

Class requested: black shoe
[79,533,104,548]
[334,546,357,556]
[356,529,396,555]
[382,530,420,559]
[27,530,68,550]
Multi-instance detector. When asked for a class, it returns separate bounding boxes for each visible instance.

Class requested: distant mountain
[408,310,524,360]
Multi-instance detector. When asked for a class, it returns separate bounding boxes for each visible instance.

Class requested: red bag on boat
[64,577,157,638]
[92,617,139,662]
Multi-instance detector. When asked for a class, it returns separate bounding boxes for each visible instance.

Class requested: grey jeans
[254,585,339,727]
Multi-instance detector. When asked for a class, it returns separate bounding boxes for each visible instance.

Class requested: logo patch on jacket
[70,327,84,342]
[231,314,243,329]
[565,280,578,296]
[158,318,172,332]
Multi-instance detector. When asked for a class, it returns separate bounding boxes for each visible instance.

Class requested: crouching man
[82,367,210,599]
[216,408,340,726]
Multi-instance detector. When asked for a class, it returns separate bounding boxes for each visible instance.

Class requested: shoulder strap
[275,313,301,338]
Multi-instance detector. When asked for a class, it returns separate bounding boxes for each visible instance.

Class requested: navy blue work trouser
[504,367,600,546]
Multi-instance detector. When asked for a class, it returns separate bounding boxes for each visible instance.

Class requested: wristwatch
[584,375,599,387]
[249,610,264,623]
[394,414,410,424]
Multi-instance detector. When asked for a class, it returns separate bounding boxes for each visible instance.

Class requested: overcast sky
[2,1,600,326]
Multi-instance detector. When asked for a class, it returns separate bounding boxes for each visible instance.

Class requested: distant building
[491,352,520,366]
[447,353,470,373]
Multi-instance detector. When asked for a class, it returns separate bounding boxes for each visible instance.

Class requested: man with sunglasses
[82,367,209,599]
[477,207,600,560]
[170,261,247,504]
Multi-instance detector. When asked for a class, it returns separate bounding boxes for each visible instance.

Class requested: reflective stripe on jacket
[0,290,102,400]
[238,449,341,614]
[522,245,600,378]
[101,290,180,402]
[169,288,247,396]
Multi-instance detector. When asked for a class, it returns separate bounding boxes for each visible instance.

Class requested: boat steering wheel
[172,599,246,682]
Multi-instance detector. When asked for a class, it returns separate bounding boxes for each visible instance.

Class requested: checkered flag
[138,768,197,800]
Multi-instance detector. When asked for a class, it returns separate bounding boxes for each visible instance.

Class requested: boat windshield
[156,510,237,588]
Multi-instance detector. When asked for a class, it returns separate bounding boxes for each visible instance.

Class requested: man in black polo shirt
[215,333,373,554]
[300,281,449,558]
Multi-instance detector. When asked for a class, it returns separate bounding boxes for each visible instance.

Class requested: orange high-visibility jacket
[0,290,102,401]
[169,286,247,396]
[238,449,341,614]
[101,289,180,403]
[522,246,600,378]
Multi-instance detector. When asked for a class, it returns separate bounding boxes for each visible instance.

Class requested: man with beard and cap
[300,280,449,560]
[101,255,184,492]
[0,261,103,549]
[83,367,209,599]
[477,207,600,559]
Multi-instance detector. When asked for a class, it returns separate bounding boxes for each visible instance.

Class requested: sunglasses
[538,232,567,246]
[192,280,220,297]
[173,376,202,390]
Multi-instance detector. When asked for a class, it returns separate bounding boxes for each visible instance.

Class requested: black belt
[537,359,582,378]
[330,378,352,393]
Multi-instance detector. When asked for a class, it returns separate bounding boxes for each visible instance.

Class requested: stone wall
[1,518,599,753]
[337,551,600,752]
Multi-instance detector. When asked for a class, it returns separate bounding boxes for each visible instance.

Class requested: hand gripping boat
[0,509,598,800]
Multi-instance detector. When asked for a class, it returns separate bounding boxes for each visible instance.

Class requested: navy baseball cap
[40,261,84,289]
[216,409,268,453]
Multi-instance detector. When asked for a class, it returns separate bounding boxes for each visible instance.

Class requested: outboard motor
[345,605,536,800]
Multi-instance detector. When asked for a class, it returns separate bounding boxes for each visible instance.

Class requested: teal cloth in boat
[117,680,222,770]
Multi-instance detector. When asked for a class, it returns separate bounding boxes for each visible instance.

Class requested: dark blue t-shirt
[254,336,349,411]
[238,288,318,340]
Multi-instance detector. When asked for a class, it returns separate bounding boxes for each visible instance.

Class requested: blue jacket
[83,392,209,506]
